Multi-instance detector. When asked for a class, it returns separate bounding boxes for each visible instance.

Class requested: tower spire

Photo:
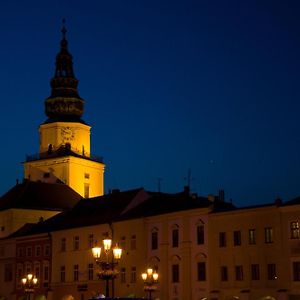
[44,20,85,123]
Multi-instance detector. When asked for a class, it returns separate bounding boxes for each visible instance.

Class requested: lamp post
[141,268,159,300]
[21,273,38,300]
[92,238,122,298]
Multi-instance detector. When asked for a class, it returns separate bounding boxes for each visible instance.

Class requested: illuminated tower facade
[24,24,105,198]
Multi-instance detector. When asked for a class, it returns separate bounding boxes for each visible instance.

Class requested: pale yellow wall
[24,156,105,198]
[279,205,300,295]
[50,219,147,300]
[145,207,211,300]
[0,209,60,239]
[208,206,285,300]
[39,122,91,157]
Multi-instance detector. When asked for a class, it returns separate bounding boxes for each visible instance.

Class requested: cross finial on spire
[61,18,67,39]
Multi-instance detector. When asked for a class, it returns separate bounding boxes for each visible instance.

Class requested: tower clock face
[61,127,75,142]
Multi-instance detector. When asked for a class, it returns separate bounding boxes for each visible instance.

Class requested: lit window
[291,222,300,239]
[265,227,273,243]
[249,229,256,245]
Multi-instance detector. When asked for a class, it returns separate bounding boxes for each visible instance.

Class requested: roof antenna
[157,177,162,193]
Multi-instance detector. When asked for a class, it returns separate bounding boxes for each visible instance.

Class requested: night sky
[0,1,299,206]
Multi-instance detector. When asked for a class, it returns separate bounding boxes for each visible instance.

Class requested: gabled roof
[14,188,233,236]
[0,180,82,212]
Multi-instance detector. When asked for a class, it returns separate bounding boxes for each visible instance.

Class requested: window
[26,247,32,257]
[219,232,226,247]
[60,266,66,282]
[43,172,50,178]
[251,264,260,280]
[44,244,50,256]
[267,263,276,280]
[84,183,89,198]
[265,227,273,243]
[249,229,256,245]
[44,263,49,282]
[172,264,179,283]
[84,173,90,179]
[34,262,40,285]
[16,264,23,287]
[61,238,66,252]
[120,236,126,250]
[291,222,300,239]
[88,234,94,248]
[130,235,136,250]
[233,231,241,246]
[74,236,80,251]
[120,267,126,283]
[151,230,158,250]
[130,266,136,283]
[235,265,243,281]
[221,266,228,281]
[293,262,300,281]
[197,225,204,245]
[172,227,179,248]
[17,247,23,257]
[197,262,206,281]
[4,263,12,282]
[35,245,41,257]
[73,264,79,281]
[88,263,93,280]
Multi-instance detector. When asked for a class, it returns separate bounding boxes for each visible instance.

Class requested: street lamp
[21,273,38,300]
[92,238,122,298]
[141,268,159,300]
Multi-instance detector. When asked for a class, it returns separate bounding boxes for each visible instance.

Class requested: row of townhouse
[0,189,300,300]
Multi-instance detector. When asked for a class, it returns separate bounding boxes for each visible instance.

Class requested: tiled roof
[0,180,82,211]
[14,188,234,236]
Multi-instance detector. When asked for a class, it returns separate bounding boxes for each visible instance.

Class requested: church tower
[24,22,105,198]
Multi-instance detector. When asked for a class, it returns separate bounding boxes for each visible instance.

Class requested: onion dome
[45,20,85,123]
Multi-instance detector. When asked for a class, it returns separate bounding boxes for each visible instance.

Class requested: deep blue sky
[0,1,299,206]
